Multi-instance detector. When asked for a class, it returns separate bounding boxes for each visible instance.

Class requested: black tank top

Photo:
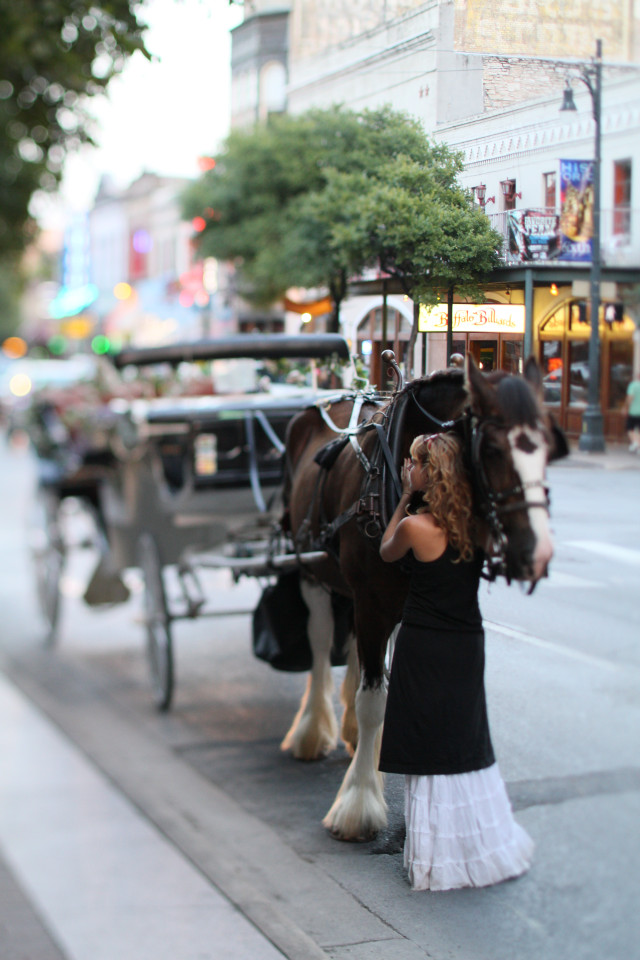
[401,543,483,633]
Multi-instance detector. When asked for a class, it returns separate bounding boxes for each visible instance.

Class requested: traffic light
[572,301,589,325]
[604,302,624,324]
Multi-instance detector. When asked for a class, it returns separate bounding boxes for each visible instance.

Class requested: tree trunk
[446,285,454,363]
[328,272,347,334]
[406,298,420,379]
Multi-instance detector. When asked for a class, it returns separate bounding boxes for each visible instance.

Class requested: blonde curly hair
[409,432,475,562]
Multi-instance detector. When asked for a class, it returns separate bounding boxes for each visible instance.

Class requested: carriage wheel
[29,487,65,646]
[137,532,174,712]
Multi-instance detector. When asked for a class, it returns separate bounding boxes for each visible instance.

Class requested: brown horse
[281,356,566,841]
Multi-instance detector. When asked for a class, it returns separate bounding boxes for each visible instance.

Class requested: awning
[283,296,332,316]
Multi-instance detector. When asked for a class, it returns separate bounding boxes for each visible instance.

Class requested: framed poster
[507,209,561,261]
[558,159,594,262]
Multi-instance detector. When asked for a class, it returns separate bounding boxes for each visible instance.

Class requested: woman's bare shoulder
[405,512,448,562]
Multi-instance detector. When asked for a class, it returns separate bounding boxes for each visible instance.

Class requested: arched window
[538,298,633,418]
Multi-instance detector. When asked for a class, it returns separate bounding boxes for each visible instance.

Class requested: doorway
[469,339,497,372]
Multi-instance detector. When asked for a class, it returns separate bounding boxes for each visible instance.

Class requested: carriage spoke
[138,532,174,712]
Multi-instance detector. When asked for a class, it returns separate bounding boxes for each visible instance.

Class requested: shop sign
[558,159,593,262]
[507,210,561,262]
[418,304,525,333]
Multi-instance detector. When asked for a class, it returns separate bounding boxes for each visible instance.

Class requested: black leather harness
[293,384,551,585]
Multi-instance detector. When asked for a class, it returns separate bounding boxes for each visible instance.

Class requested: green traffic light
[91,335,111,354]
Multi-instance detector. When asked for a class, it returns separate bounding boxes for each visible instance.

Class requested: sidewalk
[553,440,640,470]
[0,671,286,960]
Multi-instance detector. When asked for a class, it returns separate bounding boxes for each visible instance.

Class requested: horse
[280,354,567,842]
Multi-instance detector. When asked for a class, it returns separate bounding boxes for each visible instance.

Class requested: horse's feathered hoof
[328,826,377,843]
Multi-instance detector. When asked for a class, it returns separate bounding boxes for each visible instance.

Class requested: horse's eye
[482,441,503,458]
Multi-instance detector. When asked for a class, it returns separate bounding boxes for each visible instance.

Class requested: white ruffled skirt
[404,763,534,891]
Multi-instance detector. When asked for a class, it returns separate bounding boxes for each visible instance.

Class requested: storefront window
[609,339,633,409]
[501,340,523,374]
[539,298,633,438]
[613,159,631,236]
[568,341,589,406]
[541,341,562,405]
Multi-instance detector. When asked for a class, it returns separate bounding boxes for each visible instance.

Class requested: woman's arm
[380,458,446,563]
[380,457,413,562]
[379,492,413,562]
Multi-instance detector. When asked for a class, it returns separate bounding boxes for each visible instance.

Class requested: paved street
[0,434,639,960]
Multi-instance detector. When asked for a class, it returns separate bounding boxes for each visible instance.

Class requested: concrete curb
[1,650,408,960]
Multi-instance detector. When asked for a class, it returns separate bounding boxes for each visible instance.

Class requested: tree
[0,0,150,258]
[182,105,439,325]
[183,106,502,342]
[341,154,503,362]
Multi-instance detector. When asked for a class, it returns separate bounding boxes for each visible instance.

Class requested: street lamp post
[561,39,606,452]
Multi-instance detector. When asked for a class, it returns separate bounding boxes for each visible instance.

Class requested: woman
[624,374,640,453]
[378,432,533,891]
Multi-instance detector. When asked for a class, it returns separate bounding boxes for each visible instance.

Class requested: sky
[35,0,243,230]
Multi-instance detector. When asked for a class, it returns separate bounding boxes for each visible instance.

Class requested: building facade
[88,173,225,348]
[265,0,640,438]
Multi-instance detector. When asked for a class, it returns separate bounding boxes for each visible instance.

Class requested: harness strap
[316,395,378,473]
[316,395,366,435]
[373,422,402,500]
[317,402,349,434]
[410,390,458,432]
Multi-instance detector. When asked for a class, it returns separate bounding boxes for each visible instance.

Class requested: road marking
[564,541,640,567]
[485,619,623,673]
[544,570,603,588]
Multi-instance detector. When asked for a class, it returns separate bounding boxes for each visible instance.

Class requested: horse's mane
[399,367,466,411]
[403,367,465,394]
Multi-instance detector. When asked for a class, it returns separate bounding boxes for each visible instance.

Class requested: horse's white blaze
[280,580,338,760]
[322,684,387,840]
[508,425,553,581]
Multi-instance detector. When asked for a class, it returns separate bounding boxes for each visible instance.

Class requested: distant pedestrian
[625,375,640,453]
[378,432,534,891]
[448,353,464,369]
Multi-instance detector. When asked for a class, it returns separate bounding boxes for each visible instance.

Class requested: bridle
[411,387,550,581]
[469,415,550,582]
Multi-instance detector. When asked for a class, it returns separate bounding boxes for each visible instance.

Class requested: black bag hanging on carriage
[252,570,352,672]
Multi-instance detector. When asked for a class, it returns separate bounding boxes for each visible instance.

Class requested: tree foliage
[182,105,503,332]
[0,0,149,257]
[183,106,439,314]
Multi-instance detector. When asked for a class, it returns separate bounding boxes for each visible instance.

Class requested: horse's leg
[322,603,395,842]
[280,579,338,760]
[339,633,359,755]
[322,680,387,841]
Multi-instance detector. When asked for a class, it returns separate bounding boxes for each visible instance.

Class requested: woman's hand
[401,457,412,495]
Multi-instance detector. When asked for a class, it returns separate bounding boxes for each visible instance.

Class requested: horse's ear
[523,356,543,397]
[465,352,499,416]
